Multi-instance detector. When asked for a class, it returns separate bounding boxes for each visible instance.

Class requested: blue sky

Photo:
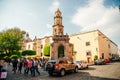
[0,0,120,47]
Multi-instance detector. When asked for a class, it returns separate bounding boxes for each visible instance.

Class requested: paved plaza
[5,62,120,80]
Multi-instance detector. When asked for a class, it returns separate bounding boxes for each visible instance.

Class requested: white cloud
[72,0,120,38]
[49,0,60,14]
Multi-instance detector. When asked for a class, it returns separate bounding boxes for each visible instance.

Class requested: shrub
[10,55,19,59]
[22,50,36,56]
[94,55,98,61]
[4,56,9,59]
[43,45,50,56]
[12,51,22,58]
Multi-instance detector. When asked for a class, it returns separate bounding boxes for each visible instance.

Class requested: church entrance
[58,45,64,58]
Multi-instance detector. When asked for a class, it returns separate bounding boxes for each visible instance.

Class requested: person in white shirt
[3,59,8,71]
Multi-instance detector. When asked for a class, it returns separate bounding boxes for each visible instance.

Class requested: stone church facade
[50,9,73,60]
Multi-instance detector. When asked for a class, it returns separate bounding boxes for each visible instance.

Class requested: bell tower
[53,9,64,35]
[50,9,73,60]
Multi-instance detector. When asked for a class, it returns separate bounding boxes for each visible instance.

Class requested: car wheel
[48,71,53,76]
[74,67,78,73]
[80,66,83,69]
[86,65,88,68]
[60,69,65,76]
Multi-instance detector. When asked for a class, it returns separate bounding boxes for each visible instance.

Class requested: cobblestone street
[6,62,120,80]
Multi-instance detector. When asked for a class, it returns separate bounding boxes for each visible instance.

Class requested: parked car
[105,59,110,63]
[94,59,106,65]
[111,57,120,62]
[73,61,88,69]
[46,59,78,76]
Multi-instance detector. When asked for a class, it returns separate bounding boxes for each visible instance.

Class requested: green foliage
[0,27,26,56]
[4,56,9,59]
[22,50,36,56]
[94,55,98,61]
[43,45,50,56]
[12,51,22,58]
[10,55,19,59]
[0,53,7,58]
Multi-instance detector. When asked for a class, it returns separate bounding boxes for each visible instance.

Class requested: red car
[105,59,110,63]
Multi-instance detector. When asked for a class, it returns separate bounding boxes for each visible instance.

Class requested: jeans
[26,67,32,75]
[32,66,40,76]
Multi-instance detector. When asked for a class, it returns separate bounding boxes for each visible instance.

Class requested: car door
[68,60,74,70]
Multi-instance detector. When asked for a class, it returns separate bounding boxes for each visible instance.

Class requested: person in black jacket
[12,58,18,74]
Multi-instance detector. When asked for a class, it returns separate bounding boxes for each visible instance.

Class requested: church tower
[53,9,64,35]
[50,9,73,60]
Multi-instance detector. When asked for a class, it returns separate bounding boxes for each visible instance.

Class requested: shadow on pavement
[84,67,96,70]
[50,71,120,80]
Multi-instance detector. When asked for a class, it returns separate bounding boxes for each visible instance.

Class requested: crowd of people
[0,57,48,78]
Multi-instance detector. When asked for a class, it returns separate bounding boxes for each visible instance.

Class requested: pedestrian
[32,58,40,76]
[43,59,47,71]
[23,58,28,75]
[2,59,8,71]
[26,59,33,76]
[18,58,23,74]
[12,58,18,74]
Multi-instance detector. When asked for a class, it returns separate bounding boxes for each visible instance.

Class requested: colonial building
[22,9,119,62]
[69,30,118,62]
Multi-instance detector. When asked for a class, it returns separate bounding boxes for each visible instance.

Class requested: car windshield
[74,61,80,63]
[48,60,56,64]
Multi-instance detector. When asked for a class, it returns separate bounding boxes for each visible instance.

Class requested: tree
[0,27,26,57]
[43,45,50,56]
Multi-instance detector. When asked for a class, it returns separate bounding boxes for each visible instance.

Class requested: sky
[0,0,120,47]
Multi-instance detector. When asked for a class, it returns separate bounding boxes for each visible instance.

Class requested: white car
[74,61,88,69]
